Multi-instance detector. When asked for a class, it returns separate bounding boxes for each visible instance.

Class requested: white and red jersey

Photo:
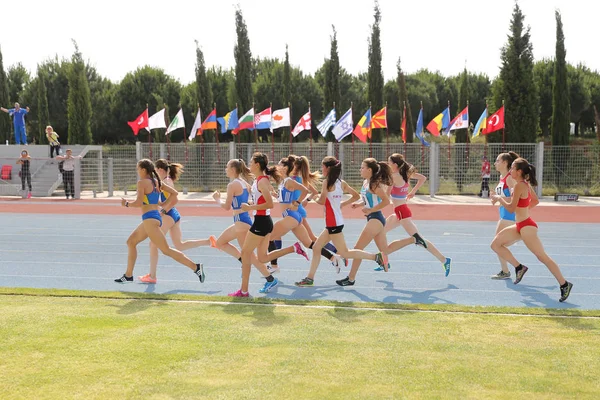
[251,176,270,216]
[324,179,344,227]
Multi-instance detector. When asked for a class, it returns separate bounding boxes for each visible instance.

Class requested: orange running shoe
[138,274,157,284]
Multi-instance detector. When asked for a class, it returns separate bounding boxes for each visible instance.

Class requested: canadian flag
[291,110,311,137]
[127,109,149,135]
[483,106,505,134]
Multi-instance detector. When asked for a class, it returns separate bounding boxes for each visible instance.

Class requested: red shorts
[516,217,538,233]
[394,204,412,220]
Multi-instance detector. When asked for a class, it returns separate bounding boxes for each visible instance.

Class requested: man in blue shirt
[1,102,30,145]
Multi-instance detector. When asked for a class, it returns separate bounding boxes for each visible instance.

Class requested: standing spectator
[480,155,491,197]
[45,126,61,158]
[1,103,30,145]
[16,149,32,198]
[56,149,82,199]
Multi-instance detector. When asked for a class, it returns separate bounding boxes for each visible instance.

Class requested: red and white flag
[127,109,149,135]
[291,110,311,137]
[254,107,271,130]
[484,106,504,134]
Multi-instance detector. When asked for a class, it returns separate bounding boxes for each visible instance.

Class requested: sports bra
[495,174,511,198]
[143,179,161,205]
[360,180,382,209]
[516,182,531,208]
[231,178,249,210]
[390,180,409,199]
[292,175,303,201]
[251,176,270,216]
[278,177,295,204]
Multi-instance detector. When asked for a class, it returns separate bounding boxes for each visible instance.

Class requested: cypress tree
[67,40,93,144]
[0,46,11,143]
[324,25,341,142]
[37,68,50,144]
[397,58,413,143]
[496,2,538,143]
[233,7,253,115]
[455,67,470,143]
[194,40,213,124]
[368,0,384,142]
[551,10,570,146]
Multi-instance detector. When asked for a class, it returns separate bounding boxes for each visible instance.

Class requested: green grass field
[1,289,599,400]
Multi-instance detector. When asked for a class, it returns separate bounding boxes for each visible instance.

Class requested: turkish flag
[483,106,504,135]
[127,109,149,136]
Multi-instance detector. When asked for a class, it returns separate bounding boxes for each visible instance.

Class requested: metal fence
[5,142,599,197]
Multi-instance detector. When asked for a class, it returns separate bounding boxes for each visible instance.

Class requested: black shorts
[249,215,274,237]
[326,225,344,234]
[366,211,386,226]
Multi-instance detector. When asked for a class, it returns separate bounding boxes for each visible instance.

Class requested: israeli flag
[317,109,336,137]
[332,108,353,142]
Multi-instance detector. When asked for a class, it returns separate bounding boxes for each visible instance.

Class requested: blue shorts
[366,211,386,226]
[165,208,181,223]
[297,203,307,219]
[142,210,162,226]
[282,208,302,224]
[499,206,516,222]
[234,212,252,226]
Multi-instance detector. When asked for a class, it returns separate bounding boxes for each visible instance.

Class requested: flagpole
[147,103,152,160]
[351,101,354,164]
[403,101,406,157]
[214,102,218,163]
[164,103,171,161]
[308,101,312,161]
[484,100,489,157]
[253,102,257,145]
[289,101,293,154]
[235,103,240,150]
[270,102,274,162]
[369,102,373,158]
[385,101,389,158]
[447,100,451,164]
[420,101,424,171]
[502,99,506,152]
[465,100,469,170]
[333,101,337,158]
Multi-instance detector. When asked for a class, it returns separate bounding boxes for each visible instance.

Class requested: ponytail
[389,153,415,182]
[293,155,321,186]
[322,156,342,190]
[512,158,538,186]
[252,152,282,184]
[364,158,392,192]
[229,158,253,183]
[265,165,282,184]
[499,151,520,169]
[155,158,183,182]
[138,158,161,190]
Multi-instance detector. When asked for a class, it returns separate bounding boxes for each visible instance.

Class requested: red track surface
[1,198,599,223]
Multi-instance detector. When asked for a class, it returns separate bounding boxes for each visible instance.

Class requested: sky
[1,0,597,85]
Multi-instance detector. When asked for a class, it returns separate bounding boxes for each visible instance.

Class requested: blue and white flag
[415,108,430,147]
[332,108,353,142]
[317,109,336,137]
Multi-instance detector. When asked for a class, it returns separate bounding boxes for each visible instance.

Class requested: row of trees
[0,2,598,146]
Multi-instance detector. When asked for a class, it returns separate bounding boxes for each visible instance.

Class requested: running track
[1,198,599,309]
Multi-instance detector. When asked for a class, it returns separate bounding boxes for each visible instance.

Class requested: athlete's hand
[241,203,251,212]
[406,193,415,200]
[212,191,220,201]
[491,194,500,202]
[351,202,361,209]
[301,199,308,207]
[362,206,371,215]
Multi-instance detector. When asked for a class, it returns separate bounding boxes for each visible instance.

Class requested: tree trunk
[594,105,600,142]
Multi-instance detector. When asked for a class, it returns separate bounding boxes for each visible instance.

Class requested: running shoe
[27,192,32,199]
[209,235,218,248]
[513,265,528,284]
[336,277,355,287]
[559,281,573,303]
[375,252,389,272]
[295,277,314,287]
[491,271,511,280]
[413,233,428,248]
[332,259,341,274]
[114,274,133,283]
[267,265,280,275]
[194,263,205,283]
[374,264,391,272]
[443,258,452,277]
[259,278,279,293]
[294,242,310,261]
[138,274,157,284]
[228,289,250,297]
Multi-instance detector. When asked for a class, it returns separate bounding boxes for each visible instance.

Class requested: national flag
[291,110,311,137]
[188,108,202,140]
[127,109,148,135]
[317,109,336,137]
[353,108,371,143]
[217,108,239,133]
[148,108,166,130]
[271,107,290,132]
[472,109,487,137]
[200,108,217,131]
[426,107,451,136]
[415,108,430,147]
[447,106,469,133]
[233,108,254,135]
[483,106,504,134]
[401,105,407,144]
[332,108,353,142]
[371,107,387,129]
[166,108,185,135]
[255,107,271,130]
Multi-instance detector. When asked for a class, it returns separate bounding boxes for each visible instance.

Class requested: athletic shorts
[297,203,307,219]
[234,211,253,226]
[282,208,302,224]
[516,217,538,233]
[367,210,386,226]
[165,208,181,224]
[394,204,412,220]
[142,210,162,227]
[499,206,516,222]
[326,225,344,234]
[250,215,274,237]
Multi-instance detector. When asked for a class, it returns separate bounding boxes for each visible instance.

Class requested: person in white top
[55,149,82,199]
